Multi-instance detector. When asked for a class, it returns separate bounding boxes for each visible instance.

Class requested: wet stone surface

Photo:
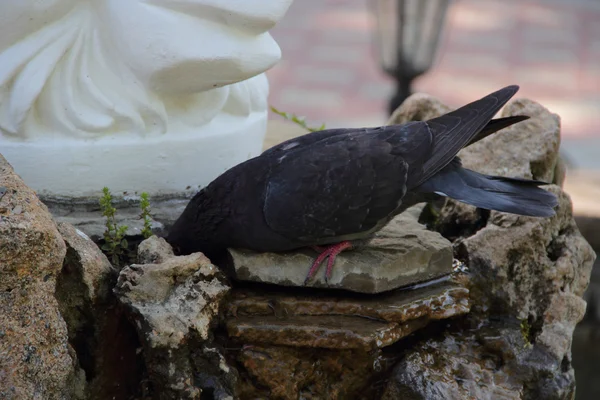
[227,280,469,323]
[228,206,454,294]
[224,280,470,350]
[224,279,470,399]
[235,345,392,399]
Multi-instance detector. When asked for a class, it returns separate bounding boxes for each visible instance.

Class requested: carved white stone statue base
[1,100,267,198]
[0,0,293,237]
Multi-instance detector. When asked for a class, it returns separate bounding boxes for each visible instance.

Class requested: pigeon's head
[166,186,230,257]
[166,215,214,257]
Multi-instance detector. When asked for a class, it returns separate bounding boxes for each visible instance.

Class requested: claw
[304,241,352,285]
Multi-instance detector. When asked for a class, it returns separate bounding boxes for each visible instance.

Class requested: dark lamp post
[371,0,451,115]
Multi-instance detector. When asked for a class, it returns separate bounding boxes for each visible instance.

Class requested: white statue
[0,0,293,198]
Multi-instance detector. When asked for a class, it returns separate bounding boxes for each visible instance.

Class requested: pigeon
[167,85,558,283]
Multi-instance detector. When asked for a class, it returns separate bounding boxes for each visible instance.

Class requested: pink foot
[304,241,353,285]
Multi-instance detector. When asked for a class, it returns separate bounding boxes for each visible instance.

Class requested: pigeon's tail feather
[417,85,520,186]
[467,115,529,147]
[419,164,558,217]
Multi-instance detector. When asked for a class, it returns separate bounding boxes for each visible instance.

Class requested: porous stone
[388,92,452,125]
[0,155,84,399]
[57,222,115,304]
[115,241,233,399]
[228,206,453,293]
[460,99,561,183]
[236,346,392,399]
[382,323,574,400]
[137,235,175,264]
[55,222,143,400]
[382,94,595,398]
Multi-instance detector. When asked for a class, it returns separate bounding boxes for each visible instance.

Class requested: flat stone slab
[225,281,470,350]
[228,206,454,293]
[227,315,429,350]
[227,281,470,324]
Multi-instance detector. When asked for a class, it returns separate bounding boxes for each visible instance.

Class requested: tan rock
[137,235,174,264]
[55,222,136,400]
[115,240,232,399]
[57,222,115,303]
[237,345,386,399]
[0,155,83,399]
[459,98,561,182]
[382,94,595,399]
[387,92,452,125]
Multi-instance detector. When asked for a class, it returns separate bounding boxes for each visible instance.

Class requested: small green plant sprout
[520,318,533,348]
[270,106,326,132]
[99,187,129,266]
[139,192,153,239]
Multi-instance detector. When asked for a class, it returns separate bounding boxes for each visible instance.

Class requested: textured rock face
[55,222,144,400]
[236,346,388,399]
[229,206,453,293]
[388,92,452,124]
[224,280,471,398]
[0,155,84,399]
[115,236,234,399]
[382,323,570,400]
[381,93,595,398]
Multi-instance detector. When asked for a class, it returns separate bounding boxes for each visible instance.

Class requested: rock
[387,92,452,125]
[0,155,84,399]
[228,315,429,350]
[554,156,567,188]
[461,186,593,345]
[115,240,233,399]
[434,98,562,240]
[236,345,391,399]
[382,95,595,398]
[229,206,453,293]
[137,235,175,264]
[57,222,115,303]
[460,99,561,183]
[225,280,470,396]
[227,281,470,324]
[55,222,144,400]
[382,322,576,400]
[46,194,179,241]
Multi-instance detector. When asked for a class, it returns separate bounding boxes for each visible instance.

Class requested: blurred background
[265,0,600,398]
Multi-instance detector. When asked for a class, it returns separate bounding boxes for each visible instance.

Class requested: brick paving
[267,0,600,142]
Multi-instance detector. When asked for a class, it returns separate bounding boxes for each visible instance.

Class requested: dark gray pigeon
[167,85,558,283]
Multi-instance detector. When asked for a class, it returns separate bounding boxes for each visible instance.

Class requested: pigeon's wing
[262,126,388,157]
[262,126,431,243]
